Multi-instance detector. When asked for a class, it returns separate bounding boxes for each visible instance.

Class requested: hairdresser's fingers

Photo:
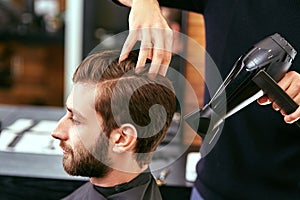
[257,95,272,105]
[273,71,300,115]
[284,106,300,124]
[149,29,164,74]
[272,102,280,112]
[258,71,298,106]
[119,31,140,63]
[136,29,152,73]
[281,72,300,124]
[277,71,294,90]
[278,71,300,98]
[149,29,173,76]
[158,29,173,76]
[272,94,300,115]
[149,49,164,74]
[150,49,172,76]
[277,92,300,116]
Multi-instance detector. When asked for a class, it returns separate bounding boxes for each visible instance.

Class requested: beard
[60,133,112,178]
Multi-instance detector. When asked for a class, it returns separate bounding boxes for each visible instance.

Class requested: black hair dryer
[184,33,300,141]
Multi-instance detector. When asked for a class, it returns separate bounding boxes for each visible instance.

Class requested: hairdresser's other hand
[257,71,300,124]
[118,0,173,76]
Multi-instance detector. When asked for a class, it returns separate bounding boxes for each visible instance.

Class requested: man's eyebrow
[66,106,87,120]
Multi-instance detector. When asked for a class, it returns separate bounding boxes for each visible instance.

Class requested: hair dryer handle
[252,70,300,127]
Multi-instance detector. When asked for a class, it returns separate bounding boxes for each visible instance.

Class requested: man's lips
[63,150,70,154]
[61,147,72,154]
[60,142,72,155]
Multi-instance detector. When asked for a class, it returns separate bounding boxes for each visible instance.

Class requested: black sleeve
[158,0,204,13]
[110,0,204,14]
[111,0,127,7]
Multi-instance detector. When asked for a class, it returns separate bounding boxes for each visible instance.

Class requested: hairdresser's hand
[119,0,173,76]
[257,71,300,124]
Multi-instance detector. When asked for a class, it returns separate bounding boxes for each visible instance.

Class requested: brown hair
[73,50,176,166]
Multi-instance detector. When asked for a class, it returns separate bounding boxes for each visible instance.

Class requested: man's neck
[90,165,148,187]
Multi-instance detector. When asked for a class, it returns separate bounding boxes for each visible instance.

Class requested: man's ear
[111,123,137,153]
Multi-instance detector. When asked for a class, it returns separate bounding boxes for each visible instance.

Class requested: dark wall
[82,0,130,58]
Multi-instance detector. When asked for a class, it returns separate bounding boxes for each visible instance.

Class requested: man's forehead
[67,83,97,113]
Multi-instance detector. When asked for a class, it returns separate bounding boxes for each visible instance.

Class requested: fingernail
[118,57,123,64]
[119,54,126,63]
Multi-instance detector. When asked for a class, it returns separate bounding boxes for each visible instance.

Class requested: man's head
[52,50,176,178]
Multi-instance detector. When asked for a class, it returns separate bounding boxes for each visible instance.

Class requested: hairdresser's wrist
[119,0,159,8]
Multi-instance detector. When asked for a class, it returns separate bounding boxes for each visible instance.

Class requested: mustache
[60,141,73,153]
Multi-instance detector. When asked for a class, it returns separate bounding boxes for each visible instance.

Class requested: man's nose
[51,116,69,141]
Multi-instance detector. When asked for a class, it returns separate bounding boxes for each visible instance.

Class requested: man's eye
[71,117,80,125]
[67,113,80,125]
